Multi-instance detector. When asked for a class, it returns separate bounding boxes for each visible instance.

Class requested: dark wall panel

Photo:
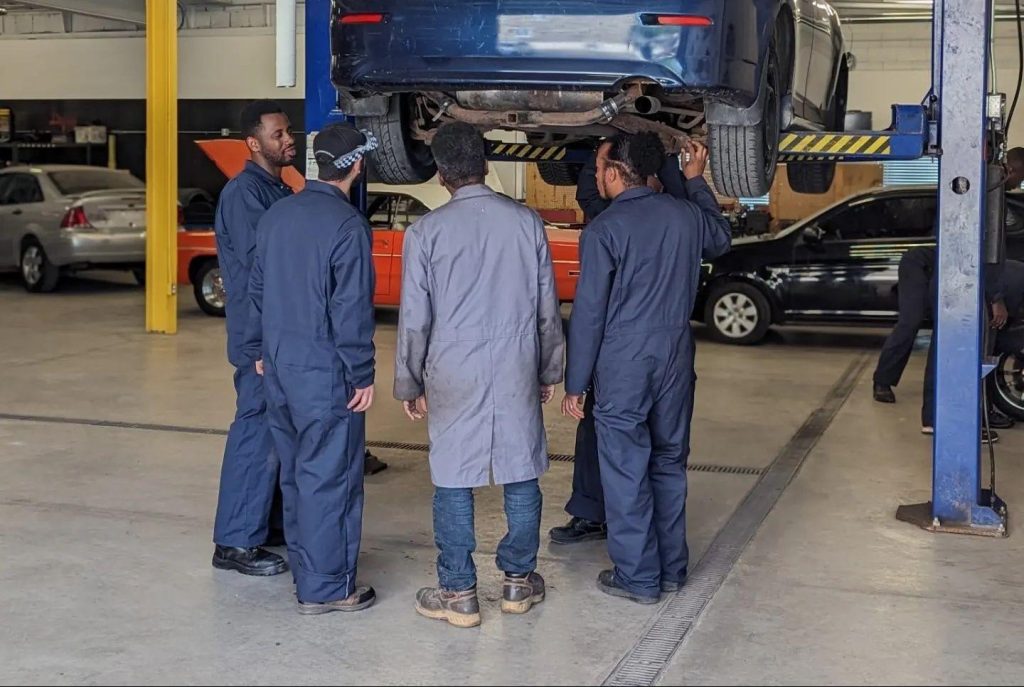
[1,99,306,198]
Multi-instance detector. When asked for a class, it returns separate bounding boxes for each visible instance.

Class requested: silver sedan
[0,164,149,292]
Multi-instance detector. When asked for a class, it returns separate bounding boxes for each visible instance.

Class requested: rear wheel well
[189,255,216,284]
[20,234,38,251]
[775,7,795,97]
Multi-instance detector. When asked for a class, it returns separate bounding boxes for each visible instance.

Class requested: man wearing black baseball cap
[242,123,378,614]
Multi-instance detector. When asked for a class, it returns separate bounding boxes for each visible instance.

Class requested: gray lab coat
[394,184,564,488]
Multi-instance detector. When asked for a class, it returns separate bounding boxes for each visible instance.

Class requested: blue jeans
[433,479,542,592]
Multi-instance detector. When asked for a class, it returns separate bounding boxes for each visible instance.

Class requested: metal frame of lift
[305,0,1008,536]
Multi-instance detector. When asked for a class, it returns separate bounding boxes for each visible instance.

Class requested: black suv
[697,185,1024,345]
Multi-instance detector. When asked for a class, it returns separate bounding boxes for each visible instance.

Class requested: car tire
[356,95,436,185]
[537,162,582,186]
[988,352,1024,421]
[709,45,781,198]
[193,259,226,317]
[704,282,772,345]
[20,240,60,293]
[786,62,849,195]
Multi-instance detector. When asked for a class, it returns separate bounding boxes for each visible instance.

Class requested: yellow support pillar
[145,0,178,333]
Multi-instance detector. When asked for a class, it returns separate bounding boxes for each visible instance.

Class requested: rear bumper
[47,230,146,267]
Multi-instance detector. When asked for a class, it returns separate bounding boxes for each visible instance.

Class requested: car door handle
[12,209,22,215]
[568,270,581,277]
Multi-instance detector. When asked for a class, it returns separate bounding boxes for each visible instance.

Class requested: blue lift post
[910,0,1007,536]
[305,0,366,208]
[305,0,1007,535]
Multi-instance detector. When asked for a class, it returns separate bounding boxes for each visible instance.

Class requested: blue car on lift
[330,0,851,197]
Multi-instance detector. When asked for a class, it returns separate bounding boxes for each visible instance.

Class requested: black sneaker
[212,545,288,576]
[549,517,607,544]
[988,409,1015,430]
[873,384,896,404]
[596,569,659,605]
[364,451,389,476]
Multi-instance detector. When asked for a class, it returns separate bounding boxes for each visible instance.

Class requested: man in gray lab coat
[394,122,565,629]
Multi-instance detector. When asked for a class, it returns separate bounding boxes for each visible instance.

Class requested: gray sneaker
[502,572,545,614]
[414,586,482,628]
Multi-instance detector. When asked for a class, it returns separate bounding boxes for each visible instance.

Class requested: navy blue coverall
[212,161,292,548]
[565,153,693,525]
[565,178,731,599]
[243,180,376,604]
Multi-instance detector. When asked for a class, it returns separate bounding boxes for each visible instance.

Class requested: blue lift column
[304,0,367,208]
[896,0,1008,537]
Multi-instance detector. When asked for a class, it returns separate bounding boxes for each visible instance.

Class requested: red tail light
[60,206,92,230]
[641,14,714,27]
[339,13,386,25]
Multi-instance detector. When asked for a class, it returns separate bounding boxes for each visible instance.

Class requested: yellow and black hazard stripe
[778,133,893,160]
[489,143,568,161]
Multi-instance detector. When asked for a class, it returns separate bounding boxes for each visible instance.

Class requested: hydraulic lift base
[896,490,1008,537]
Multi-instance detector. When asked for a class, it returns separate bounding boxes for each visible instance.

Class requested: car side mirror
[803,225,825,245]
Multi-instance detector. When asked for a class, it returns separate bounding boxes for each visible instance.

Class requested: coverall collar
[304,179,351,201]
[243,160,290,190]
[612,186,656,204]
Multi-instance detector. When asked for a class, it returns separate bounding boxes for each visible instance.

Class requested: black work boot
[988,409,1015,429]
[596,569,659,605]
[414,586,481,628]
[364,450,389,476]
[548,517,607,544]
[297,586,376,615]
[873,384,896,404]
[212,545,288,576]
[501,572,545,614]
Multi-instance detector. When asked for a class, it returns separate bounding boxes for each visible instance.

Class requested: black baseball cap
[313,124,368,180]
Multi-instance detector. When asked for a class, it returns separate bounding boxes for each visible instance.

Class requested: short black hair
[431,122,486,188]
[602,132,665,187]
[240,100,286,140]
[1008,147,1024,167]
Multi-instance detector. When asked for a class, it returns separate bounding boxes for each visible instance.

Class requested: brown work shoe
[296,586,376,615]
[414,586,481,628]
[501,572,545,614]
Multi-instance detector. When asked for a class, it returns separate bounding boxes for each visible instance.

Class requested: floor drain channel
[367,441,763,476]
[602,353,869,686]
[0,416,767,478]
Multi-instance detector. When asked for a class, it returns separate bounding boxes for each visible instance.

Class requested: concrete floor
[1,272,1022,686]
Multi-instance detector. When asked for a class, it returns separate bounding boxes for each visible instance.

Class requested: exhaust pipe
[632,95,662,115]
[436,90,637,128]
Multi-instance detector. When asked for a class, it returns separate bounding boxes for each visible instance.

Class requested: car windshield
[48,169,144,195]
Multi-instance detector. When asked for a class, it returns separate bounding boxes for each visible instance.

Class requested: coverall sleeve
[223,185,269,261]
[575,151,611,222]
[394,226,433,401]
[241,220,267,362]
[565,227,616,395]
[534,215,566,386]
[329,218,376,389]
[684,176,733,259]
[657,154,689,201]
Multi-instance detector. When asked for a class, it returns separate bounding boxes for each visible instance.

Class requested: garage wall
[846,22,1024,146]
[0,30,304,100]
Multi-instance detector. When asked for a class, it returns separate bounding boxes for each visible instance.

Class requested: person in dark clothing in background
[873,147,1024,435]
[211,100,294,576]
[563,133,731,603]
[244,124,378,614]
[549,144,705,546]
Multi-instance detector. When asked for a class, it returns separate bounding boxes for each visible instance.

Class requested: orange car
[181,140,581,316]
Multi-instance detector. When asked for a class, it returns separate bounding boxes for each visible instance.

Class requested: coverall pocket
[329,366,354,418]
[593,358,655,420]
